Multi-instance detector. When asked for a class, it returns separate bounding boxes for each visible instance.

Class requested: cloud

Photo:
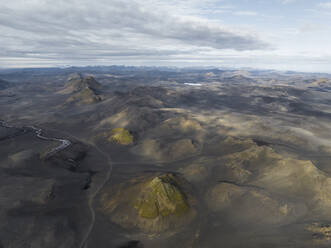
[281,0,297,4]
[0,0,268,66]
[299,23,323,33]
[318,2,331,9]
[233,11,258,16]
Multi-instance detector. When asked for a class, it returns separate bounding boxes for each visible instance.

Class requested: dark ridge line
[217,180,265,191]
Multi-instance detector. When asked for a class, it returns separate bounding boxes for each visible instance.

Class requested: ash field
[1,66,331,248]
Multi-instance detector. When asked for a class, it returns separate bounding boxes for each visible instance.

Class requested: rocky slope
[59,74,103,105]
[61,73,102,93]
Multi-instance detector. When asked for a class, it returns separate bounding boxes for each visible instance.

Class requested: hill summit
[100,173,195,233]
[135,174,190,219]
[61,74,103,104]
[65,73,102,93]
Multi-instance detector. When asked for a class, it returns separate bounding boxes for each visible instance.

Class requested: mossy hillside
[78,87,102,102]
[60,74,102,95]
[108,128,134,145]
[135,174,189,219]
[66,87,102,104]
[69,75,101,92]
[100,173,195,233]
[82,76,102,90]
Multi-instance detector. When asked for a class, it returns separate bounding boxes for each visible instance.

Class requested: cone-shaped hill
[63,73,102,93]
[100,173,196,234]
[61,74,104,105]
[66,87,103,105]
[100,128,134,145]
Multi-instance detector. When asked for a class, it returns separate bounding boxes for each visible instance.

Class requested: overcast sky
[0,0,331,72]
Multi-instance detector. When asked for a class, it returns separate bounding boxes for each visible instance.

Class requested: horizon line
[0,64,330,75]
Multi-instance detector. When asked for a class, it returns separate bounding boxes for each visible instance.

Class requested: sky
[0,0,331,72]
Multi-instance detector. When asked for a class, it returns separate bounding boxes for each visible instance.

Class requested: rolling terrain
[1,67,331,247]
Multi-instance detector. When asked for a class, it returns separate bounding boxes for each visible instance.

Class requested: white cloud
[0,0,269,67]
[0,0,330,72]
[281,0,297,4]
[299,23,323,33]
[233,11,258,16]
[318,2,331,9]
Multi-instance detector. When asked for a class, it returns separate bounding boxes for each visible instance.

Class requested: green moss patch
[108,128,134,145]
[67,87,102,104]
[135,174,189,219]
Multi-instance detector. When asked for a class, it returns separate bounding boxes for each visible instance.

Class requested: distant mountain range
[0,66,330,78]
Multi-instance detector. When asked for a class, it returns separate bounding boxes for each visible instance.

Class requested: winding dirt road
[79,144,112,248]
[1,121,112,248]
[42,127,113,248]
[0,120,113,248]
